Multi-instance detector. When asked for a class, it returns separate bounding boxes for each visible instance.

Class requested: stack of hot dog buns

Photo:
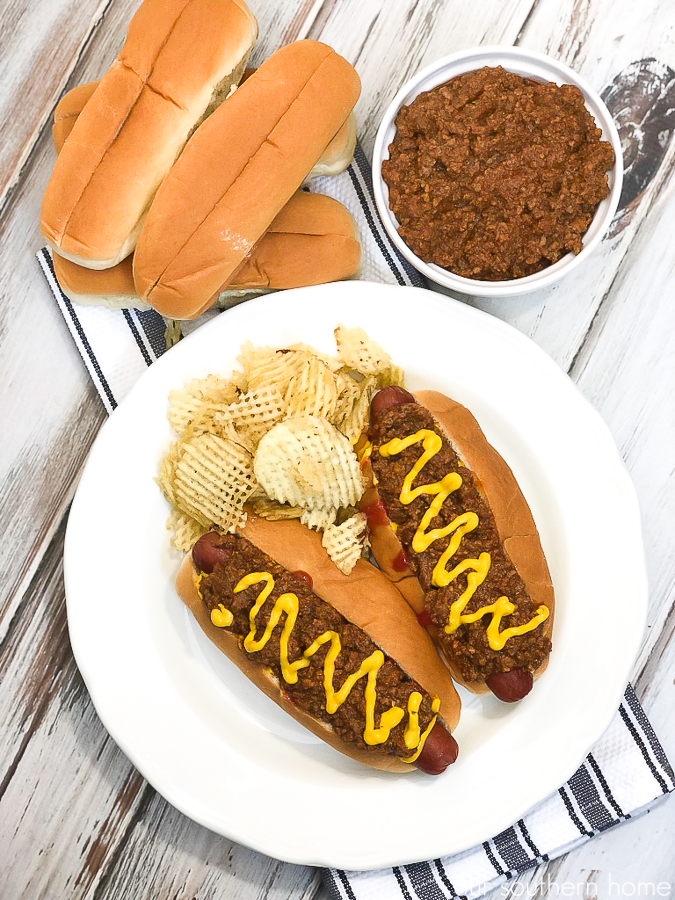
[41,0,362,318]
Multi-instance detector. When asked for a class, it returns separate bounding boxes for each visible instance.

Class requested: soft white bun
[51,80,357,179]
[52,192,360,311]
[308,113,357,177]
[175,515,460,772]
[52,253,143,311]
[133,40,361,319]
[41,0,257,270]
[52,81,99,153]
[52,81,356,181]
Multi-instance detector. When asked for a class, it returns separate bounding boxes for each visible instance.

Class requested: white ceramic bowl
[372,46,623,297]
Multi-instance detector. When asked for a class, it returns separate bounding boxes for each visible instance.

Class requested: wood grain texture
[1,0,674,897]
[0,0,110,208]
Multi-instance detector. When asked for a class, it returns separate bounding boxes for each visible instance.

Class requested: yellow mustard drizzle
[211,603,233,627]
[200,574,234,626]
[379,429,549,648]
[356,438,373,463]
[401,697,441,763]
[207,570,439,759]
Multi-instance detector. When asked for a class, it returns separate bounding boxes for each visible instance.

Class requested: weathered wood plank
[90,795,321,900]
[304,0,538,154]
[2,0,674,897]
[0,0,112,210]
[0,521,152,899]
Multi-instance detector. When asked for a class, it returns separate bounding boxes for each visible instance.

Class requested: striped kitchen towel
[39,142,673,899]
[37,143,424,413]
[322,684,674,898]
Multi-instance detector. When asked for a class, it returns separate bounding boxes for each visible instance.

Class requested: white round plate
[65,282,647,869]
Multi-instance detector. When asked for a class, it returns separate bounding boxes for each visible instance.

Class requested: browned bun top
[52,81,99,152]
[133,40,361,319]
[41,0,257,269]
[52,252,136,301]
[51,192,360,310]
[224,192,360,291]
[414,390,554,633]
[237,514,460,731]
[310,112,357,175]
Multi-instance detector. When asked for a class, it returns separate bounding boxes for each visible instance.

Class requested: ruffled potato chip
[332,370,380,443]
[248,496,304,521]
[300,508,337,531]
[335,325,394,376]
[321,512,369,575]
[168,374,239,433]
[159,432,256,532]
[166,508,207,552]
[226,386,286,446]
[254,416,365,511]
[285,356,338,419]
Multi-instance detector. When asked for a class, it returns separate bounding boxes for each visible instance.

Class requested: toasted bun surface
[223,192,360,292]
[52,253,142,310]
[52,81,99,152]
[175,515,460,771]
[41,0,257,270]
[52,192,360,310]
[133,40,361,318]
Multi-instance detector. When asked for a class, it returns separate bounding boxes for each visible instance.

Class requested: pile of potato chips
[159,325,404,574]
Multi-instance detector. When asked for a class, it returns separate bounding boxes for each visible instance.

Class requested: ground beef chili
[197,532,437,755]
[381,66,615,280]
[370,402,551,683]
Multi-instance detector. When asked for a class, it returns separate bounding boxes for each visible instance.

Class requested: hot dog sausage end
[485,668,533,702]
[370,386,416,425]
[412,722,459,774]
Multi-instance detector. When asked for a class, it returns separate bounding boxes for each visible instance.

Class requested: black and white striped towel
[39,142,673,898]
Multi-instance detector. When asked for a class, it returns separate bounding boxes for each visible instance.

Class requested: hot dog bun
[41,0,258,270]
[52,253,142,311]
[219,192,361,295]
[133,40,361,319]
[52,81,98,152]
[52,78,356,179]
[176,515,460,773]
[364,388,554,702]
[52,192,360,310]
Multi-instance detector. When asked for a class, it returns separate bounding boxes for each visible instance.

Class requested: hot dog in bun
[361,387,554,703]
[176,515,460,774]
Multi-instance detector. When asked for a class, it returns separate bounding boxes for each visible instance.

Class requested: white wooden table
[1,0,674,897]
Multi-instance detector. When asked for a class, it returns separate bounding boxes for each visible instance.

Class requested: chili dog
[360,387,554,703]
[176,515,460,773]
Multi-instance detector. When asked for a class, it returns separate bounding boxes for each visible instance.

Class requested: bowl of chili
[372,46,622,296]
